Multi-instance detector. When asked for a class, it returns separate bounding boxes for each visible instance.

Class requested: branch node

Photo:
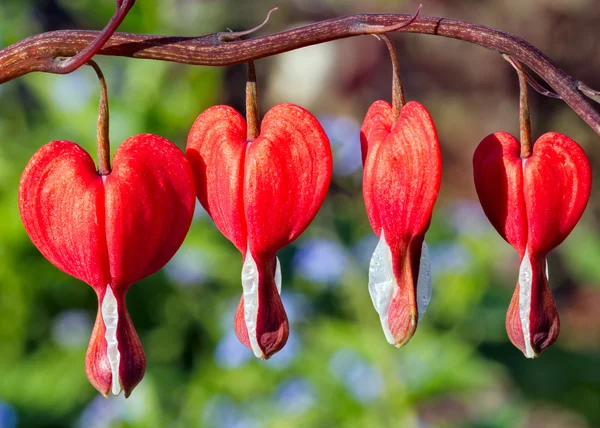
[46,0,135,75]
[364,4,422,34]
[501,54,561,100]
[578,82,600,105]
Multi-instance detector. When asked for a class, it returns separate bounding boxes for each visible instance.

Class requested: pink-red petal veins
[105,134,196,288]
[523,132,592,255]
[473,132,528,256]
[244,103,332,257]
[360,100,395,165]
[19,141,110,292]
[363,101,441,242]
[362,101,441,347]
[186,105,248,253]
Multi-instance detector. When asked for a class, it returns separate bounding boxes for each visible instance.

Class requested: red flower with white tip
[360,35,441,347]
[474,132,591,357]
[186,62,332,359]
[473,55,591,357]
[19,135,195,395]
[18,64,195,396]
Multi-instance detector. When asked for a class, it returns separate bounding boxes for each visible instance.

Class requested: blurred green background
[1,0,600,427]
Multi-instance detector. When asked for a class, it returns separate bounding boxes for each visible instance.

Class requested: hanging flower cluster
[14,31,592,398]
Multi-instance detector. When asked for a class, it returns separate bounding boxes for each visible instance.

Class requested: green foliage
[1,1,600,427]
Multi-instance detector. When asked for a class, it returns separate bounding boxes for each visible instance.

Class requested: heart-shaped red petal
[19,135,195,395]
[361,101,441,347]
[187,103,332,359]
[473,131,591,357]
[105,134,197,288]
[473,132,528,256]
[523,132,592,253]
[19,141,110,291]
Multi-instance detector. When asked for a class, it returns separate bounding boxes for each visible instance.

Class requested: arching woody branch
[1,13,599,137]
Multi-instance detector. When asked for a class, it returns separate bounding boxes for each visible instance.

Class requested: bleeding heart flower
[186,103,332,359]
[360,100,442,347]
[473,131,591,357]
[19,134,195,396]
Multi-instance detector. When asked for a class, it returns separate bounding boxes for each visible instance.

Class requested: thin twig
[579,82,600,105]
[218,8,278,42]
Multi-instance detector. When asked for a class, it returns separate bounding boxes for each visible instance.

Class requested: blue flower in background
[51,310,92,349]
[428,242,472,275]
[77,383,148,428]
[274,378,316,415]
[281,292,311,324]
[51,73,94,112]
[202,395,260,428]
[352,234,379,268]
[0,401,18,428]
[448,200,492,236]
[77,395,120,428]
[319,115,363,177]
[329,349,383,403]
[164,245,209,286]
[214,332,253,369]
[293,238,349,285]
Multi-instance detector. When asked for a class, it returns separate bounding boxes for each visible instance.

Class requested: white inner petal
[275,257,282,294]
[241,246,282,359]
[518,249,535,358]
[101,286,122,395]
[368,231,431,345]
[416,242,432,320]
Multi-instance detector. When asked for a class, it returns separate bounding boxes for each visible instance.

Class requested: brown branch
[1,14,599,137]
[35,0,135,75]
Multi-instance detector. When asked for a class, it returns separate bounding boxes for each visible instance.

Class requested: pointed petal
[104,134,195,288]
[234,254,288,359]
[186,106,248,252]
[363,101,441,346]
[115,291,146,397]
[473,132,528,255]
[506,253,559,358]
[369,232,432,346]
[18,141,110,292]
[85,305,112,397]
[86,287,146,397]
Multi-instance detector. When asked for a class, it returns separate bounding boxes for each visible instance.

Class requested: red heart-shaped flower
[19,134,195,395]
[473,131,591,357]
[187,103,332,359]
[361,100,442,347]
